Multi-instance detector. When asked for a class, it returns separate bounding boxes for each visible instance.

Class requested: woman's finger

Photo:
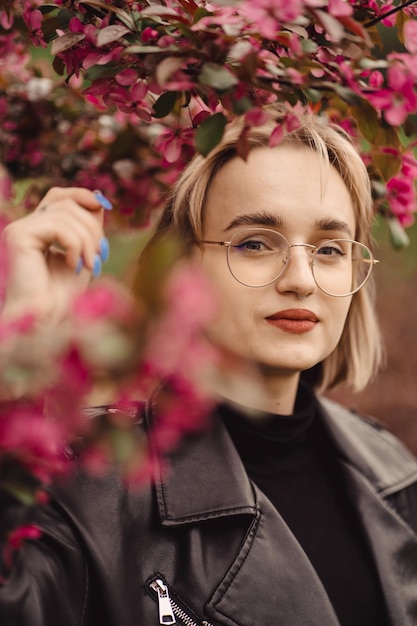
[34,187,113,216]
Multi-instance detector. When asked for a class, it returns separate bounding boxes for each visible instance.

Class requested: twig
[364,0,417,28]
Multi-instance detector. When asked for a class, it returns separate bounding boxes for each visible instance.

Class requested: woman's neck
[217,370,301,416]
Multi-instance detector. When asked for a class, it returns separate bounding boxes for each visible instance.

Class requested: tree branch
[364,0,417,28]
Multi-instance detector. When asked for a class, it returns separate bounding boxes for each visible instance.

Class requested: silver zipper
[149,578,214,626]
[150,579,176,625]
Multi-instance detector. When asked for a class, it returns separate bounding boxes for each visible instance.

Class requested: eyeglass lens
[227,229,374,296]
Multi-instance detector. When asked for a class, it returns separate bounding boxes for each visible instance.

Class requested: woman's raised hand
[1,187,112,324]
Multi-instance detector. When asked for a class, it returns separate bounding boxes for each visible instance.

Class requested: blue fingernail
[94,190,113,211]
[99,237,110,263]
[75,257,83,275]
[92,254,102,277]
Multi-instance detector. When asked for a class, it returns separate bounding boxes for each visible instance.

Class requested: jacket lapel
[319,397,417,625]
[147,395,417,625]
[147,401,340,625]
[205,486,340,626]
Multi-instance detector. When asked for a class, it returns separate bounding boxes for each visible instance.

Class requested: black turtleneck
[220,384,388,626]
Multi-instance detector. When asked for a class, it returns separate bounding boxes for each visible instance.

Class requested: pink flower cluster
[386,152,417,227]
[2,0,417,229]
[1,0,417,515]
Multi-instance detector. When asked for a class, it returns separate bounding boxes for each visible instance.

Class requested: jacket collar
[318,396,417,497]
[145,397,256,526]
[146,391,417,525]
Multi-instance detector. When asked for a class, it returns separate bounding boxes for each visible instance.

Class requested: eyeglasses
[198,228,379,297]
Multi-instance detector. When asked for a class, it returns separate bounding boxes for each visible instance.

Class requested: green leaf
[39,4,60,14]
[52,54,65,76]
[79,1,136,28]
[301,39,318,54]
[312,9,344,42]
[84,63,123,81]
[193,7,210,24]
[125,45,168,54]
[372,126,402,181]
[152,91,179,118]
[110,428,135,464]
[357,58,388,71]
[232,97,253,115]
[199,63,239,91]
[42,9,73,41]
[350,99,380,143]
[372,150,402,182]
[51,32,85,55]
[132,235,185,312]
[328,83,358,105]
[303,88,322,104]
[96,25,130,47]
[1,481,38,506]
[139,6,179,18]
[195,112,227,156]
[388,217,410,249]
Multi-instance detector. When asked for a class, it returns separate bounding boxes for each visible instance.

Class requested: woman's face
[196,144,355,380]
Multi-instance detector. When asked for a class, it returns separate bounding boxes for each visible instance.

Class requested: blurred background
[328,217,417,455]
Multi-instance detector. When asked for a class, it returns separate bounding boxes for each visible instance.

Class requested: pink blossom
[367,63,417,126]
[404,20,417,54]
[286,68,304,85]
[0,11,13,30]
[389,52,417,80]
[269,123,284,147]
[386,176,416,227]
[142,27,160,43]
[385,152,417,227]
[328,0,353,17]
[150,377,215,453]
[402,152,417,179]
[154,129,183,164]
[72,282,132,323]
[244,107,271,127]
[115,69,138,87]
[23,8,46,48]
[165,266,219,330]
[2,525,42,571]
[240,0,303,39]
[369,70,384,89]
[154,128,195,166]
[0,404,68,483]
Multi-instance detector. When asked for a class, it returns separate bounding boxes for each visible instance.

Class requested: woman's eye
[236,239,268,252]
[317,245,345,258]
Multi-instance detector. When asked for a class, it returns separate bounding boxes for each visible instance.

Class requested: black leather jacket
[1,395,417,626]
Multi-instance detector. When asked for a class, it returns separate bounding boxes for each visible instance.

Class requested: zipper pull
[151,579,177,625]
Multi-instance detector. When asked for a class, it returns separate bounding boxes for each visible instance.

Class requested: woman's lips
[266,309,319,334]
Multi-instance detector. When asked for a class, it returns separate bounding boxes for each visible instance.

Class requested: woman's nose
[275,246,317,296]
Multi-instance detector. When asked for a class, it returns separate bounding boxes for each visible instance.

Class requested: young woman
[1,112,417,626]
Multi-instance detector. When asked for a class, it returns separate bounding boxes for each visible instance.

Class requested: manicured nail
[99,237,110,263]
[75,257,83,275]
[94,189,113,211]
[92,254,102,278]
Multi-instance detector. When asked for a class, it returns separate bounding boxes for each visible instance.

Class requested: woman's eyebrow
[223,213,353,237]
[315,218,353,237]
[223,211,284,231]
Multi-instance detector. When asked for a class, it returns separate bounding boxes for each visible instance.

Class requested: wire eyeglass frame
[198,227,379,298]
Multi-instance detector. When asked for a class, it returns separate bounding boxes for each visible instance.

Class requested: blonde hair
[139,109,383,392]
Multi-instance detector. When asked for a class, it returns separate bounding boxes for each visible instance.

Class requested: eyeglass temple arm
[198,240,229,246]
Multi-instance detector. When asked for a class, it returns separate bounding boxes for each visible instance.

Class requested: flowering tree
[2,0,417,234]
[0,0,417,565]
